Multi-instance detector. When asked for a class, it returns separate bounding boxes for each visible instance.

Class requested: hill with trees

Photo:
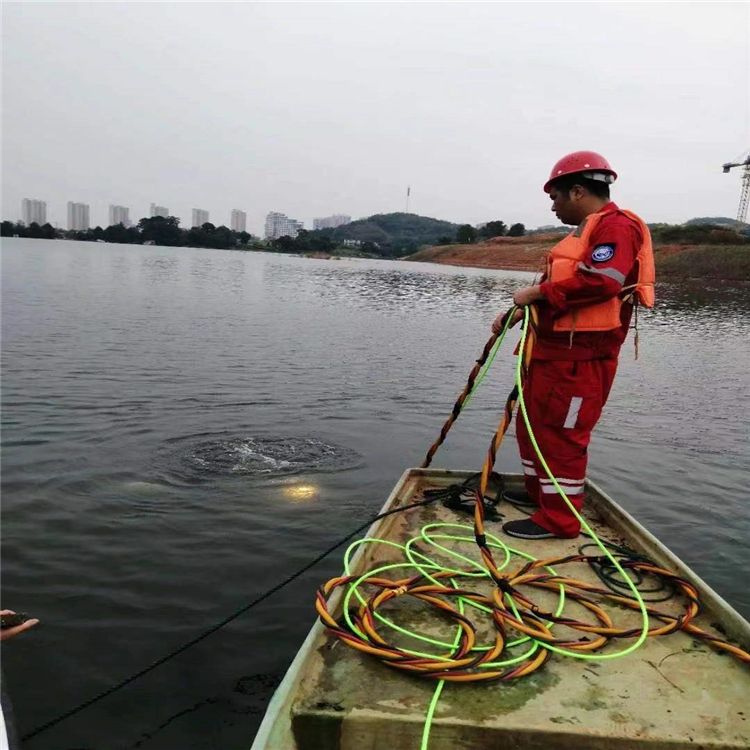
[648,222,749,244]
[313,212,459,257]
[684,216,743,227]
[306,213,527,257]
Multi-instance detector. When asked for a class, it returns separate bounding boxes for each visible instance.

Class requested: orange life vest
[545,208,655,332]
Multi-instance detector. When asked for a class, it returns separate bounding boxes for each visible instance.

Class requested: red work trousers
[515,358,618,537]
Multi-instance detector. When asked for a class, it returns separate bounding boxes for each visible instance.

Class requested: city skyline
[265,211,304,240]
[109,204,130,227]
[13,196,358,236]
[18,198,362,238]
[67,201,90,231]
[3,4,745,236]
[15,198,274,234]
[191,208,209,228]
[21,198,46,225]
[230,209,246,233]
[150,203,169,219]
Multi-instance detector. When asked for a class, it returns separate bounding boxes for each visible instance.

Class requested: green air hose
[323,304,651,750]
[340,530,567,750]
[460,307,513,410]
[514,305,650,662]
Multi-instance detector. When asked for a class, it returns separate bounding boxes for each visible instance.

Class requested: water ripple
[156,434,362,482]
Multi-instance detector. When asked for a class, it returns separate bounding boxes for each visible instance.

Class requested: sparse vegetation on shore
[4,214,748,280]
[654,245,750,281]
[407,225,750,282]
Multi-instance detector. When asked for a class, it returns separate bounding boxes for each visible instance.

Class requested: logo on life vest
[591,244,615,262]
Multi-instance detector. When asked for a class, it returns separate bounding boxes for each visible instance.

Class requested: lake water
[2,238,749,749]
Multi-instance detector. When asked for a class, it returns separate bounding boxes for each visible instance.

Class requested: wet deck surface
[286,473,750,749]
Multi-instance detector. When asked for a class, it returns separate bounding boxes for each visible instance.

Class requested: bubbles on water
[158,435,361,481]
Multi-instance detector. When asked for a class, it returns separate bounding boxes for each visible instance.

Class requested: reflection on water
[283,484,319,502]
[265,260,527,316]
[1,239,749,749]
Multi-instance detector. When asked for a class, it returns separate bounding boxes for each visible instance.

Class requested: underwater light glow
[284,485,317,501]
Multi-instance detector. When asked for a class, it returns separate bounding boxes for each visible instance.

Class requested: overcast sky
[2,2,748,234]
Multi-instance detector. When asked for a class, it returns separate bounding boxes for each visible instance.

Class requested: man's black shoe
[502,519,557,540]
[501,489,536,507]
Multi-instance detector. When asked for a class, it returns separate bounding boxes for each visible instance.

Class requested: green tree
[71,228,94,241]
[138,215,183,246]
[508,223,526,237]
[456,224,478,244]
[272,235,297,253]
[270,230,335,255]
[41,223,57,240]
[27,222,43,239]
[1,221,17,237]
[186,225,208,247]
[209,225,236,249]
[104,222,140,244]
[311,235,335,254]
[186,222,238,249]
[103,223,121,244]
[294,229,311,246]
[479,221,507,239]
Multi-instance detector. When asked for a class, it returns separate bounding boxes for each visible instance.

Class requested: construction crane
[722,149,750,224]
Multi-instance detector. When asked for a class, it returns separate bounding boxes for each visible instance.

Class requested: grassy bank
[653,245,750,280]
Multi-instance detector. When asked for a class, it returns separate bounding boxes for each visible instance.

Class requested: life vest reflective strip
[545,208,655,332]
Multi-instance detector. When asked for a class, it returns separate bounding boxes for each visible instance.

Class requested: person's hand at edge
[1,610,39,642]
[491,308,524,335]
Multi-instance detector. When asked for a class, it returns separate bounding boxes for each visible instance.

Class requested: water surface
[2,238,748,748]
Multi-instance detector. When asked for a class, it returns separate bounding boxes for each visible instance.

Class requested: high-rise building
[230,209,247,233]
[150,203,169,218]
[192,208,210,227]
[313,214,351,230]
[21,198,47,225]
[109,205,130,227]
[67,202,90,231]
[264,211,304,240]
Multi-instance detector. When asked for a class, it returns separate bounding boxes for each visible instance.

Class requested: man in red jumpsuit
[492,151,654,539]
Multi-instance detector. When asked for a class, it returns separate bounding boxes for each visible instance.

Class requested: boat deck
[253,470,750,750]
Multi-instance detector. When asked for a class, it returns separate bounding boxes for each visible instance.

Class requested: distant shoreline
[406,237,750,283]
[4,235,749,282]
[0,235,380,261]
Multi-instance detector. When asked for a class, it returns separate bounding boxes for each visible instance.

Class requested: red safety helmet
[543,151,617,193]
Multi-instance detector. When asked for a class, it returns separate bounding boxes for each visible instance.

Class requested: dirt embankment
[407,236,750,281]
[407,234,559,273]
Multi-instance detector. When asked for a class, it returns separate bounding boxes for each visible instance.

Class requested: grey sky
[2,2,748,235]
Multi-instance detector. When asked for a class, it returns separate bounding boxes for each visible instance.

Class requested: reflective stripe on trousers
[515,357,618,537]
